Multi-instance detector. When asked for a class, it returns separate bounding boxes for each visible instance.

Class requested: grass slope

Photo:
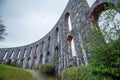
[0,64,34,80]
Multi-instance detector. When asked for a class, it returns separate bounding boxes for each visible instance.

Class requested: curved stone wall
[0,0,119,74]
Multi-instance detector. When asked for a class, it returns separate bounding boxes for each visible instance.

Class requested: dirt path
[25,69,46,80]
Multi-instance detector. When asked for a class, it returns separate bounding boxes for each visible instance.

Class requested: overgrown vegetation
[0,64,34,80]
[62,0,120,80]
[39,64,55,74]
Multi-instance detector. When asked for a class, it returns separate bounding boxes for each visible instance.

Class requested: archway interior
[98,9,120,42]
[91,3,120,42]
[67,35,76,57]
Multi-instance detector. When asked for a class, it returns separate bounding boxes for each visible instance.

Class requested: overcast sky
[0,0,96,48]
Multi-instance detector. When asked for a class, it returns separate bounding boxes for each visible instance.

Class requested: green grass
[0,64,34,80]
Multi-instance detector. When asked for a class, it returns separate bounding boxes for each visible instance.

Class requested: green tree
[0,18,7,40]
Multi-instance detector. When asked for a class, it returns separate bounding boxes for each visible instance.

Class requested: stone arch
[90,1,120,42]
[14,59,18,67]
[46,52,50,63]
[67,35,73,57]
[90,2,114,24]
[23,48,27,58]
[29,47,33,56]
[55,46,59,72]
[55,46,59,62]
[41,41,44,52]
[48,36,51,49]
[5,50,14,65]
[2,51,8,64]
[32,55,37,68]
[40,55,43,64]
[67,35,76,57]
[35,44,38,55]
[65,12,72,31]
[55,27,59,43]
[10,50,16,65]
[17,49,21,59]
[3,51,8,60]
[10,50,15,59]
[20,58,24,68]
[29,47,34,68]
[6,59,11,65]
[27,57,30,68]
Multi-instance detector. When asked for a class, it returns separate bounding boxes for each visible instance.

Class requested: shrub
[61,66,98,80]
[89,38,120,80]
[39,64,55,74]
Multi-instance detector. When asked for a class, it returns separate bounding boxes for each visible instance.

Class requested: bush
[89,38,120,80]
[39,64,55,74]
[61,66,98,80]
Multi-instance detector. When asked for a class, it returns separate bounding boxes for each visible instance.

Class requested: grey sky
[0,0,96,48]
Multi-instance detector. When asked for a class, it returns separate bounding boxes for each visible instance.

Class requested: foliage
[39,64,55,74]
[0,19,7,40]
[89,38,120,80]
[0,64,33,80]
[61,66,100,80]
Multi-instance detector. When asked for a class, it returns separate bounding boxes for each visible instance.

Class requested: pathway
[25,69,46,80]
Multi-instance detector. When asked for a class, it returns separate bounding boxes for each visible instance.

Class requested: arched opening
[98,9,120,42]
[46,52,50,63]
[90,3,114,23]
[35,44,38,55]
[14,59,18,67]
[65,12,72,31]
[90,3,120,42]
[20,58,24,68]
[41,41,44,52]
[3,51,8,60]
[32,56,37,68]
[55,46,59,72]
[10,50,14,59]
[55,46,59,63]
[6,59,12,65]
[40,55,43,64]
[56,28,59,43]
[67,35,76,57]
[71,39,76,56]
[23,49,27,58]
[17,50,21,59]
[30,47,33,56]
[48,36,51,49]
[27,58,30,68]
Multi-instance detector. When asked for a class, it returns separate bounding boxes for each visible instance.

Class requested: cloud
[0,0,69,48]
[0,0,97,48]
